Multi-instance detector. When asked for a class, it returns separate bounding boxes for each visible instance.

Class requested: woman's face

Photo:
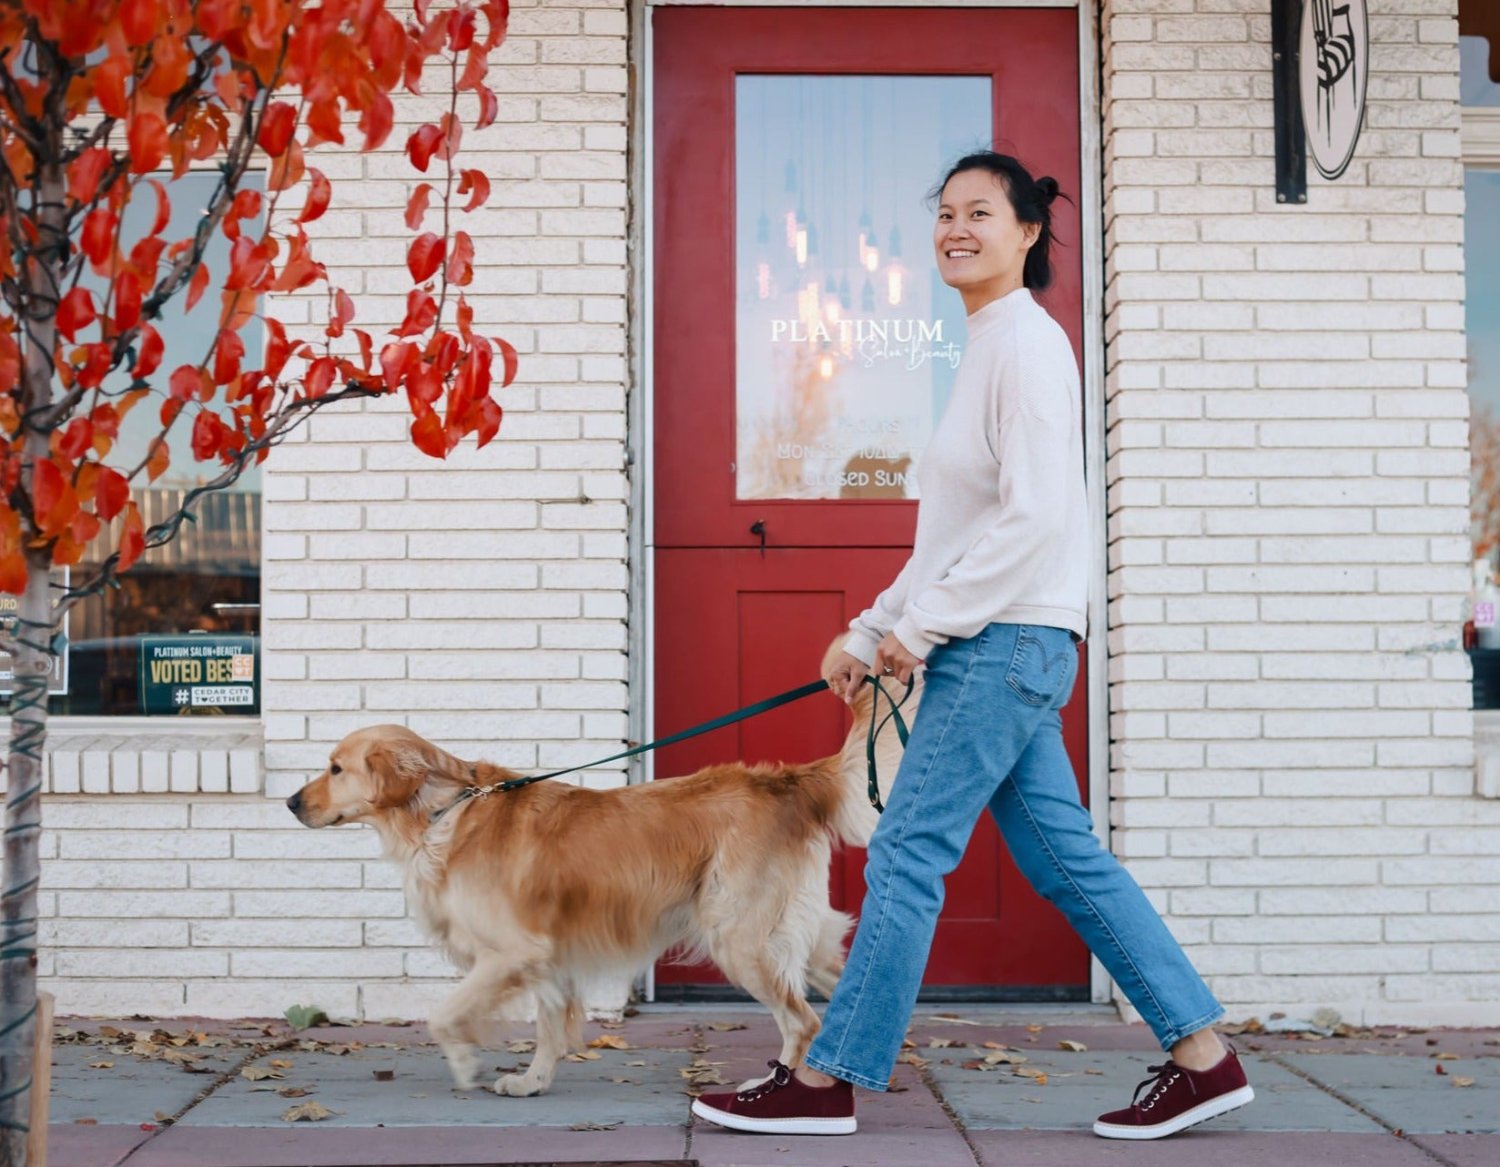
[933,169,1039,302]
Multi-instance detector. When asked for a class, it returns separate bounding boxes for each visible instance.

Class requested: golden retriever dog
[285,639,919,1097]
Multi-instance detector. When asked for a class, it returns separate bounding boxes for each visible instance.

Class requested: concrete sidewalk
[43,1005,1497,1167]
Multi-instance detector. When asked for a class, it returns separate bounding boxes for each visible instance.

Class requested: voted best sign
[139,635,259,715]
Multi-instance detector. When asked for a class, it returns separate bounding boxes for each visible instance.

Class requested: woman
[692,152,1254,1141]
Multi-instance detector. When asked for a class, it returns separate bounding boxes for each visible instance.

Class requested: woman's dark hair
[928,152,1067,291]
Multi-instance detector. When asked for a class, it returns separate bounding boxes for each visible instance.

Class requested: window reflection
[734,75,990,500]
[2,171,264,717]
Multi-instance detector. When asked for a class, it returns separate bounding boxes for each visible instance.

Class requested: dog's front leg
[431,956,534,1091]
[494,993,571,1097]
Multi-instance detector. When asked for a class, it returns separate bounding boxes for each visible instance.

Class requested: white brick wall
[35,0,632,1020]
[1104,0,1500,1026]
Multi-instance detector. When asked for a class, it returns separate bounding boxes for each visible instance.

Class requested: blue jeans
[805,622,1223,1092]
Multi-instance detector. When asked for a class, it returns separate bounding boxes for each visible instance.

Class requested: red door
[652,5,1088,995]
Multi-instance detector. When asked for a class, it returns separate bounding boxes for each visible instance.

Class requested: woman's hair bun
[1034,176,1060,206]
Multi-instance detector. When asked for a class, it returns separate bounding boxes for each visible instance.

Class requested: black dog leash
[432,674,915,821]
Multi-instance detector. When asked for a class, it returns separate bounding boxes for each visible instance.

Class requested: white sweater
[845,287,1089,665]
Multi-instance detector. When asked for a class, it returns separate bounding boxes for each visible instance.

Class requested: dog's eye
[330,764,341,775]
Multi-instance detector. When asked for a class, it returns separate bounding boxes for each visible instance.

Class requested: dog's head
[286,725,463,828]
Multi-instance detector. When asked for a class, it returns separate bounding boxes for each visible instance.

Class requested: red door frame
[650,5,1090,993]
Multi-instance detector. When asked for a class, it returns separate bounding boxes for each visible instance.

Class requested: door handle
[749,519,767,557]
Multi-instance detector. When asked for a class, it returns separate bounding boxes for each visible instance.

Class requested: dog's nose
[285,791,303,815]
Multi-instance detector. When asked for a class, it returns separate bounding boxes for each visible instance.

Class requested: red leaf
[306,356,337,398]
[118,502,145,571]
[354,329,374,372]
[328,289,355,339]
[407,233,445,283]
[170,365,207,401]
[114,273,143,330]
[187,263,210,312]
[257,101,298,157]
[145,439,170,482]
[67,148,111,204]
[70,511,101,547]
[191,410,225,460]
[32,458,64,521]
[394,290,438,337]
[475,85,498,131]
[94,53,130,119]
[496,337,519,387]
[458,169,490,213]
[380,341,415,391]
[147,179,170,236]
[298,169,330,224]
[0,552,26,595]
[136,325,164,377]
[457,296,473,344]
[56,288,96,342]
[120,0,159,46]
[80,209,115,268]
[59,418,92,460]
[359,90,394,152]
[475,397,503,448]
[404,183,433,231]
[213,330,244,384]
[410,410,448,459]
[446,231,474,286]
[95,467,129,522]
[406,124,444,173]
[127,113,168,175]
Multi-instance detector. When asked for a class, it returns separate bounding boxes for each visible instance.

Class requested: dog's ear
[365,741,436,808]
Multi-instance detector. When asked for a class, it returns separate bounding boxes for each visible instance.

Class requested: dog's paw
[441,1044,482,1091]
[492,1072,545,1097]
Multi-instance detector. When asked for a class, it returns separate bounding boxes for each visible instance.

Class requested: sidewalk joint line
[915,1057,984,1167]
[1265,1053,1463,1167]
[116,1033,299,1165]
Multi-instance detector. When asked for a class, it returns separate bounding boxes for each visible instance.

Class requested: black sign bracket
[1273,0,1308,205]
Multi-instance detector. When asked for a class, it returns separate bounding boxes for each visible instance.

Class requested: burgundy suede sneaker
[691,1060,856,1135]
[1093,1046,1254,1140]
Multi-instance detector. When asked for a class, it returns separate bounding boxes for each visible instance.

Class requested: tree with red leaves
[0,3,516,1158]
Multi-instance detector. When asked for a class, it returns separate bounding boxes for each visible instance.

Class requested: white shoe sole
[1093,1084,1255,1140]
[691,1097,857,1135]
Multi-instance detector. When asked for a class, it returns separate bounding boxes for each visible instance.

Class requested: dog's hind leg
[494,984,572,1098]
[805,908,851,1000]
[718,943,823,1071]
[431,955,539,1091]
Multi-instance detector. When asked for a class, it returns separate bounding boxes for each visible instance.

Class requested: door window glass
[734,75,990,500]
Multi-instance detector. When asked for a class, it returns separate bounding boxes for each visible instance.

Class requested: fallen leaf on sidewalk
[708,1022,747,1032]
[1453,1077,1476,1088]
[73,1118,97,1126]
[372,1070,395,1082]
[887,1075,907,1093]
[565,1050,603,1062]
[269,1059,294,1069]
[1014,1067,1049,1085]
[984,1050,1027,1066]
[569,1121,620,1131]
[897,1052,930,1070]
[1025,1024,1044,1034]
[625,1059,647,1066]
[242,1066,284,1081]
[928,1038,963,1048]
[1435,1064,1448,1075]
[1057,1040,1088,1052]
[1433,1052,1460,1060]
[507,1040,536,1054]
[588,1035,631,1050]
[282,1101,334,1123]
[277,1086,315,1098]
[87,1061,113,1069]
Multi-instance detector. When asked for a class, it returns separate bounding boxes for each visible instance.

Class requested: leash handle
[864,674,914,814]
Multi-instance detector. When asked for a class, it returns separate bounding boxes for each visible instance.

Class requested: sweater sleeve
[892,384,1075,661]
[844,556,917,666]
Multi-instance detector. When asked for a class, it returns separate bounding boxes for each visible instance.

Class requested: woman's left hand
[874,633,922,685]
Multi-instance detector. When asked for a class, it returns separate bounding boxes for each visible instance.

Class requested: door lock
[749,519,767,557]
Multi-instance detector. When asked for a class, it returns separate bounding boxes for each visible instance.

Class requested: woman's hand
[874,633,922,686]
[825,651,868,706]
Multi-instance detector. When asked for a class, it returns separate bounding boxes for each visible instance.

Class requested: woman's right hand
[825,651,868,706]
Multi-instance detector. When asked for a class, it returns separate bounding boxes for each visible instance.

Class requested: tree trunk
[0,127,65,1167]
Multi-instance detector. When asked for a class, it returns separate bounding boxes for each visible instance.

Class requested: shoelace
[1131,1060,1198,1113]
[736,1060,793,1103]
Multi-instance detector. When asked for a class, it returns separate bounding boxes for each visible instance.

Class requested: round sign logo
[1299,0,1369,180]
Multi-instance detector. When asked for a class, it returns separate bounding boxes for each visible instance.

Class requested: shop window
[0,172,263,718]
[1463,28,1500,708]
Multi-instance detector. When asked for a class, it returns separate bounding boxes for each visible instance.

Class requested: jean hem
[1156,1004,1228,1050]
[803,1055,888,1093]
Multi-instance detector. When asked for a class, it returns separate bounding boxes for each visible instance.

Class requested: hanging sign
[1299,0,1369,180]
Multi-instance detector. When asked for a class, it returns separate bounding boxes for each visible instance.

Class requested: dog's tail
[820,635,924,849]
